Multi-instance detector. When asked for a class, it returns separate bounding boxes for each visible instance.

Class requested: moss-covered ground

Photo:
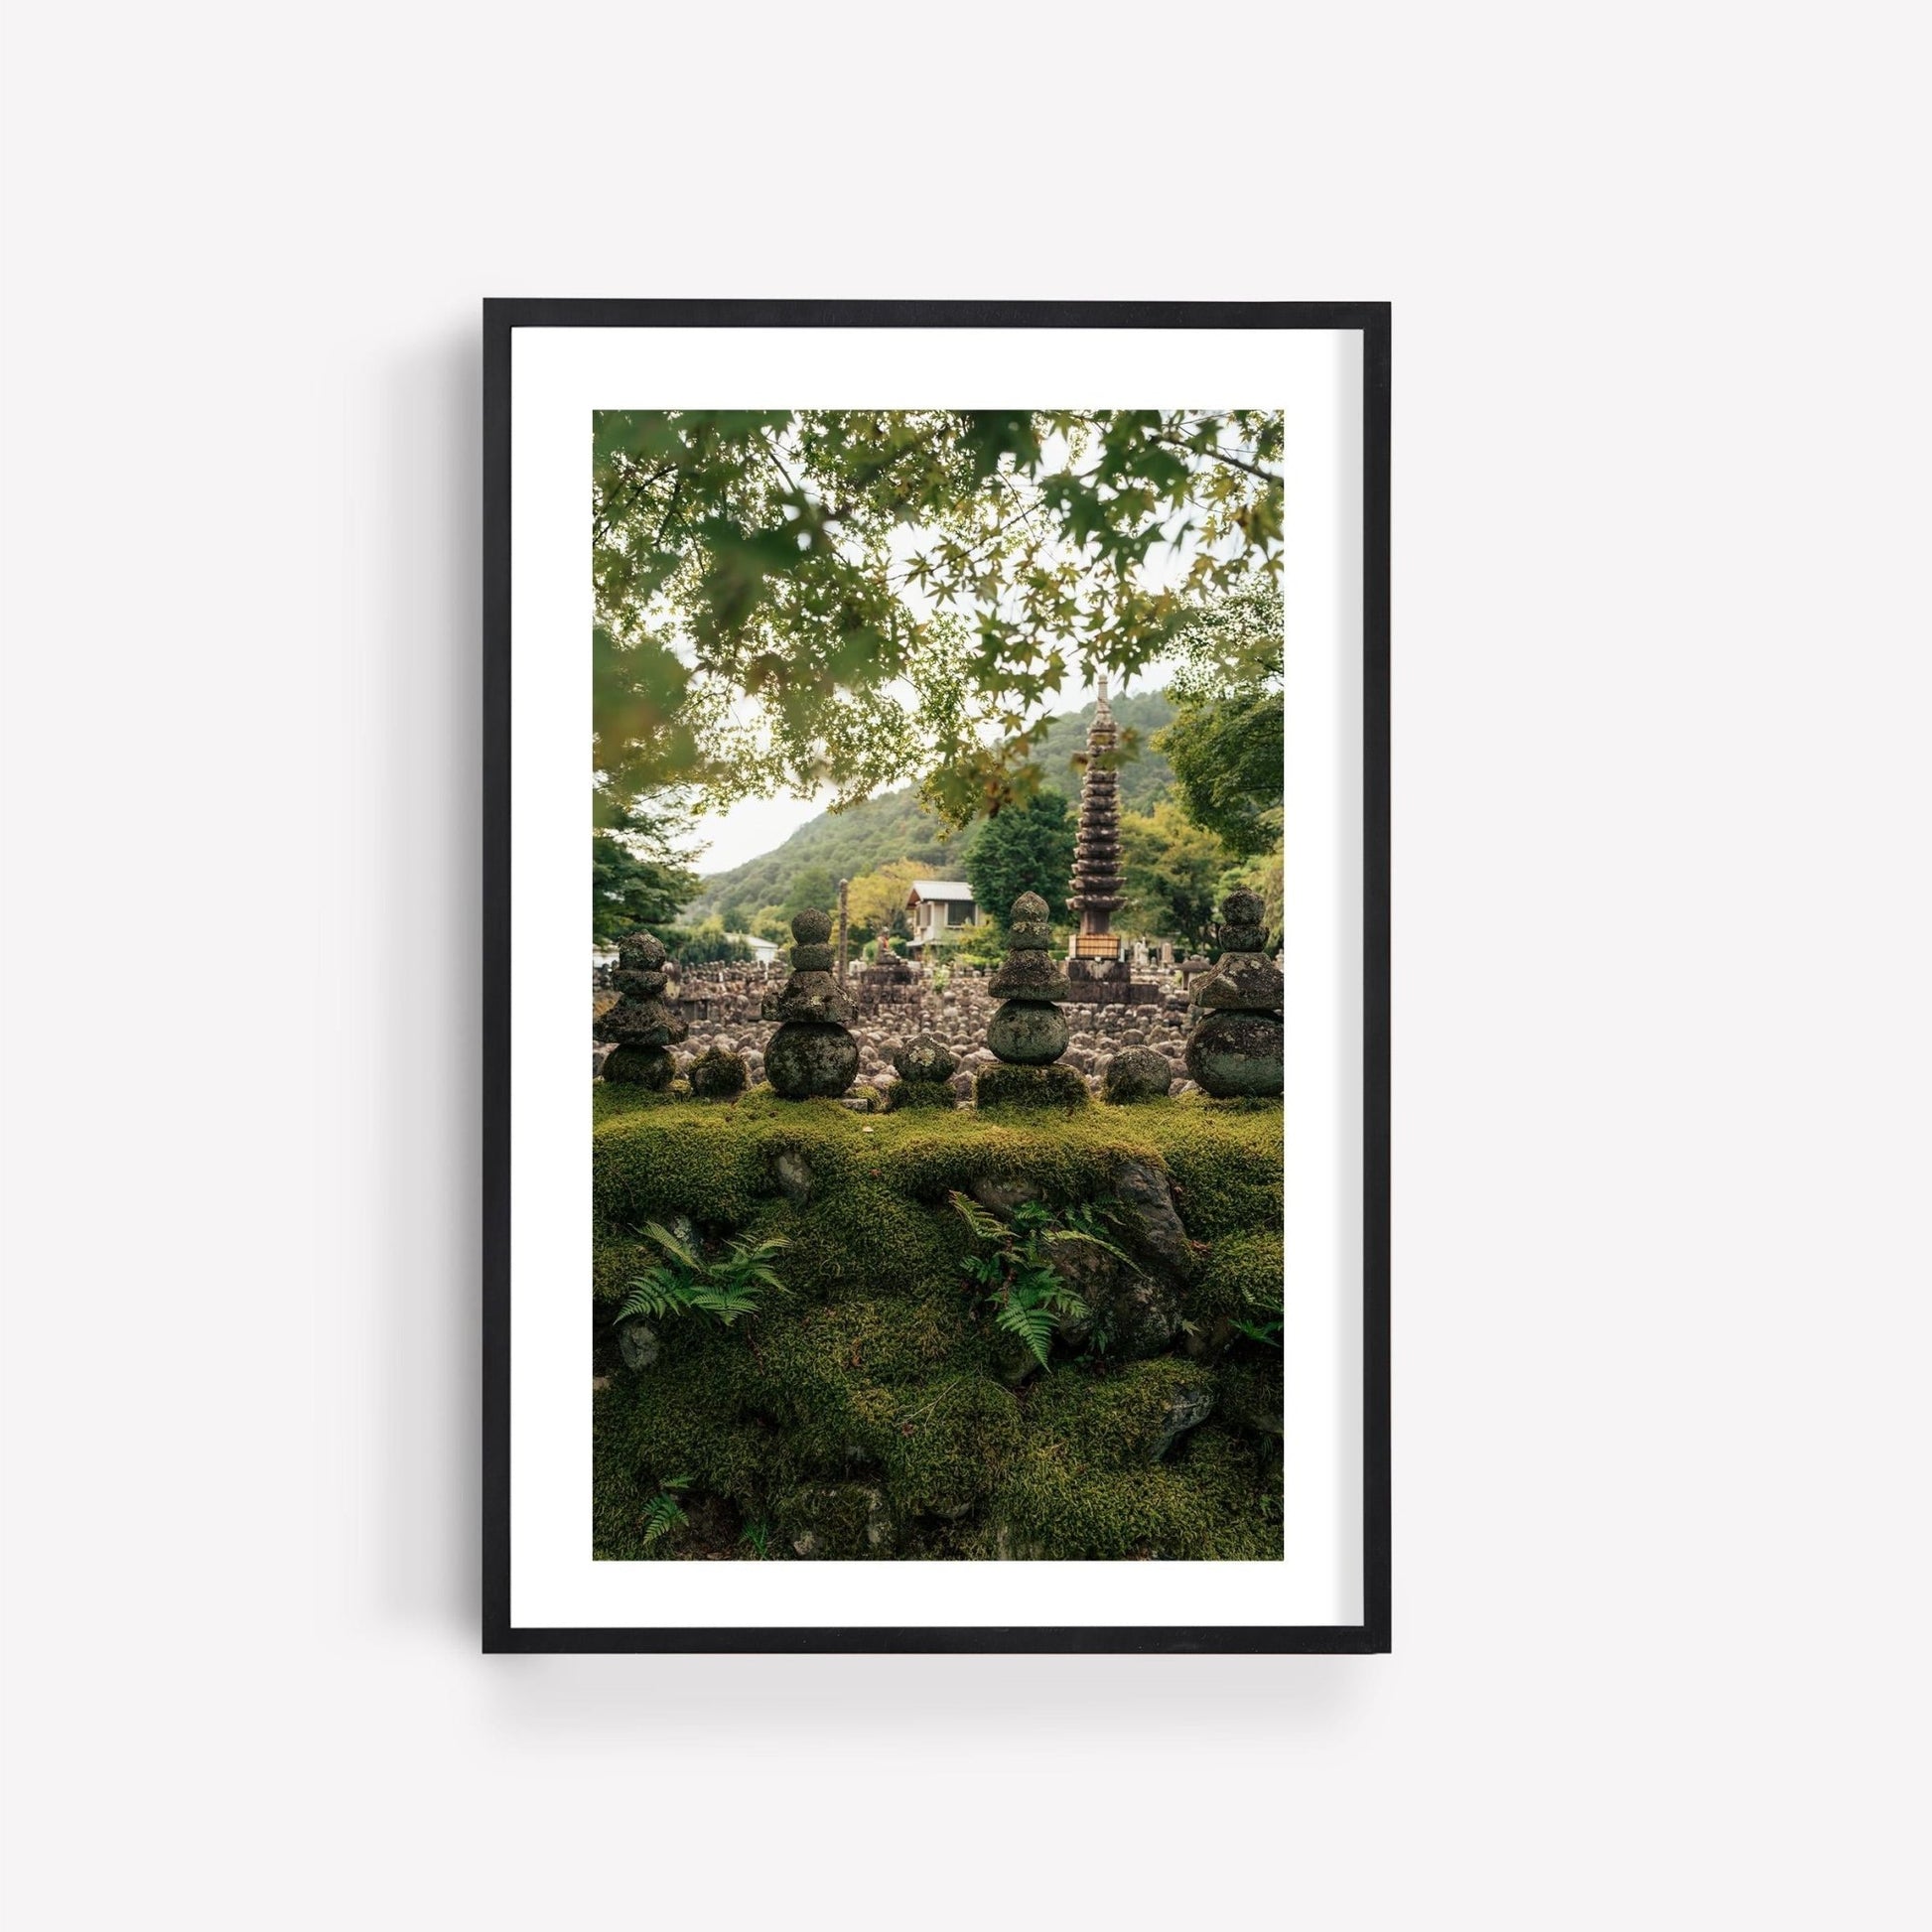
[593,1085,1286,1561]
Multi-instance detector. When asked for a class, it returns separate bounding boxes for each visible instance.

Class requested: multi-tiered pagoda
[1068,673,1125,963]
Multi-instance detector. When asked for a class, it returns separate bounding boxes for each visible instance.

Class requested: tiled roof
[906,880,977,901]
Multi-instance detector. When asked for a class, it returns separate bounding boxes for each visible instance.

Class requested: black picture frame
[483,300,1390,1654]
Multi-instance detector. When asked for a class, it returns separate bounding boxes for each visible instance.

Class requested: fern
[950,1192,1101,1372]
[1230,1282,1284,1348]
[995,1297,1059,1370]
[616,1231,789,1332]
[641,1220,703,1272]
[640,1473,694,1551]
[948,1190,1010,1244]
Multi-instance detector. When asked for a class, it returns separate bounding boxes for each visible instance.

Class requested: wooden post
[836,878,849,982]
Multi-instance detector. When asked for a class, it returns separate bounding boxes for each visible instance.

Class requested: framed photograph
[483,300,1389,1653]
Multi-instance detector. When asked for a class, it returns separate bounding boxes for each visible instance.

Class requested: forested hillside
[683,690,1175,924]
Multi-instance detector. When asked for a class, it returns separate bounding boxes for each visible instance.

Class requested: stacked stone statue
[1184,889,1284,1098]
[763,908,861,1099]
[975,892,1087,1109]
[887,1032,958,1111]
[596,931,688,1088]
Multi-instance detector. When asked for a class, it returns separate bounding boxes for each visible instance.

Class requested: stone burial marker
[762,908,861,1099]
[1184,889,1284,1098]
[974,892,1088,1109]
[595,931,688,1088]
[886,1032,959,1110]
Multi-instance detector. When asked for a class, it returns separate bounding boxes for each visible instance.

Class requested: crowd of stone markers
[594,677,1283,1109]
[593,888,1280,1111]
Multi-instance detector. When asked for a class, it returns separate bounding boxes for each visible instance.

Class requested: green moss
[984,1428,1281,1561]
[973,1062,1090,1112]
[1153,1108,1284,1240]
[1191,1228,1285,1320]
[1214,1355,1285,1443]
[884,1079,958,1111]
[591,1090,1284,1560]
[1025,1357,1216,1468]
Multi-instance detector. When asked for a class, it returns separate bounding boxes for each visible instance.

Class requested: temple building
[1067,674,1126,963]
[902,879,982,956]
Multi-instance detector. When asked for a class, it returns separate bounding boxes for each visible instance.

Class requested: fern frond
[1042,1226,1139,1270]
[640,1220,702,1271]
[615,1269,687,1323]
[995,1298,1056,1370]
[948,1190,1008,1244]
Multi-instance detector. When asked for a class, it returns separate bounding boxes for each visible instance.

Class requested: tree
[779,866,837,920]
[844,860,929,943]
[964,788,1075,928]
[592,829,700,948]
[592,411,1283,831]
[1119,801,1231,950]
[1157,582,1284,858]
[645,915,753,965]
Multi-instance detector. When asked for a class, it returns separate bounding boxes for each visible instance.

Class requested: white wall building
[903,880,980,954]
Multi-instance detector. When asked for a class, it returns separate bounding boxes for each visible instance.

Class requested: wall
[3,4,1928,1928]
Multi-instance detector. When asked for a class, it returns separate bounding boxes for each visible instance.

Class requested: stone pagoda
[1067,673,1126,965]
[1183,889,1284,1098]
[596,930,688,1088]
[975,892,1086,1109]
[762,908,860,1099]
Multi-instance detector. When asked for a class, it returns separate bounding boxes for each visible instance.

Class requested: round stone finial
[618,931,666,970]
[1221,889,1265,929]
[1010,891,1049,924]
[790,907,833,945]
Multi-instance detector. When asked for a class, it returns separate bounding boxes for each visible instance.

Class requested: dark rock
[1110,1158,1199,1283]
[1145,1380,1215,1460]
[891,1033,958,1083]
[987,949,1071,999]
[771,975,857,1027]
[968,1174,1042,1217]
[770,1148,813,1205]
[1102,1046,1173,1103]
[1184,1009,1285,1098]
[602,1043,675,1088]
[1051,1237,1183,1360]
[617,1319,660,1371]
[687,1046,748,1099]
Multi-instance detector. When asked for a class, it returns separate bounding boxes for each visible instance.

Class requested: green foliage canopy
[593,410,1282,829]
[1156,582,1285,859]
[592,826,700,948]
[1120,800,1231,949]
[964,788,1076,928]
